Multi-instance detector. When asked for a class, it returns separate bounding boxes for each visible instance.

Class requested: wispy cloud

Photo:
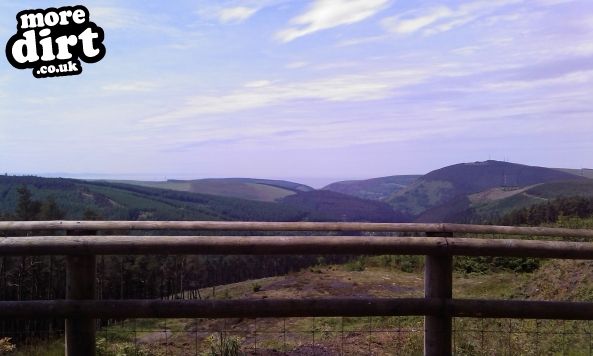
[286,61,309,69]
[91,6,137,29]
[102,81,157,92]
[217,6,259,23]
[144,68,430,124]
[276,0,391,42]
[89,5,205,50]
[382,6,452,35]
[536,0,578,5]
[481,69,593,92]
[244,80,273,88]
[382,0,522,36]
[196,0,283,24]
[336,35,386,47]
[313,61,360,70]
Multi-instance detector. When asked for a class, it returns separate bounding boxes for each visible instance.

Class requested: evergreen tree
[15,186,41,221]
[40,197,65,220]
[83,208,102,220]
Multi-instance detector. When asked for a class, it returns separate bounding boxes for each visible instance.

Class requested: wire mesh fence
[3,222,593,355]
[3,316,593,354]
[91,317,593,355]
[93,316,423,355]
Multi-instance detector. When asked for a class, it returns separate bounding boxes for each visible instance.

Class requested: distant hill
[0,176,306,221]
[322,175,420,201]
[554,168,593,179]
[4,160,589,224]
[471,180,593,222]
[280,190,408,222]
[387,160,585,220]
[104,178,314,202]
[0,176,399,222]
[415,179,593,223]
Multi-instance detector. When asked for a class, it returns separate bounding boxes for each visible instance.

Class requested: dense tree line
[497,196,593,226]
[280,190,405,222]
[452,196,593,276]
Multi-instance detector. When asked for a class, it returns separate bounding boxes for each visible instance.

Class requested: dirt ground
[124,264,519,355]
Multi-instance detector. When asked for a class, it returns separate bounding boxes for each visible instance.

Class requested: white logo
[5,5,106,78]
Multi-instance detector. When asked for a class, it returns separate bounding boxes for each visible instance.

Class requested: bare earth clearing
[104,264,525,355]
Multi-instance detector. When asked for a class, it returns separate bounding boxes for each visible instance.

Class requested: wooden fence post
[424,232,452,356]
[66,230,96,356]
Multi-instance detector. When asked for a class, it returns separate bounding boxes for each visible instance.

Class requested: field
[105,178,314,202]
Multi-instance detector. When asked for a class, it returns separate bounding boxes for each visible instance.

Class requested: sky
[1,0,592,187]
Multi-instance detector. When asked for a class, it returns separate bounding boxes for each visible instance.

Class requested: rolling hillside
[555,168,593,179]
[387,160,586,221]
[4,160,590,224]
[105,178,313,202]
[416,179,593,223]
[280,190,409,222]
[322,175,420,201]
[0,176,400,222]
[472,180,593,221]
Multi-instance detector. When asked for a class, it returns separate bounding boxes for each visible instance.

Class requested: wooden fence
[1,221,593,356]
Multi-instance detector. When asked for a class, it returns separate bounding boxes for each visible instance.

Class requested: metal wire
[5,318,593,356]
[30,317,576,355]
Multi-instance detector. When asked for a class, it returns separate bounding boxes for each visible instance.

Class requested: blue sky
[1,0,592,187]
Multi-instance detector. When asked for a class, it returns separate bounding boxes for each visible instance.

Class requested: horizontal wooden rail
[1,298,592,320]
[1,221,593,238]
[2,235,593,258]
[3,221,593,356]
[0,298,437,318]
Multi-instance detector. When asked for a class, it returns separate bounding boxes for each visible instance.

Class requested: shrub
[96,337,156,356]
[393,255,423,273]
[203,333,243,356]
[0,337,16,354]
[346,257,366,271]
[454,256,540,274]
